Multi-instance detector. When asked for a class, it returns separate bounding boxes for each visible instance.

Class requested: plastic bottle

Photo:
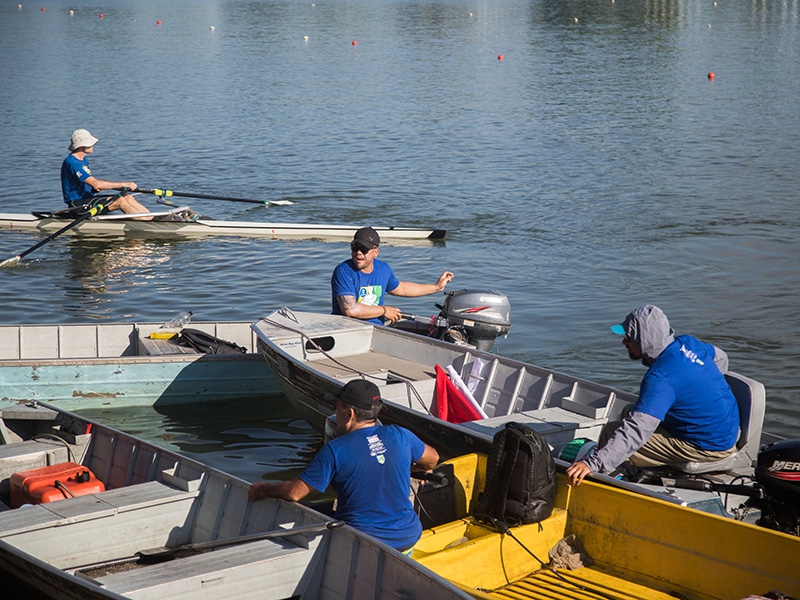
[163,310,193,329]
[149,311,193,340]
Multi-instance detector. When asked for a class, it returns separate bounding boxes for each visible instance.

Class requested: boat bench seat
[137,336,200,356]
[97,535,323,598]
[379,378,437,410]
[0,480,201,568]
[459,407,608,455]
[311,352,436,383]
[136,323,258,355]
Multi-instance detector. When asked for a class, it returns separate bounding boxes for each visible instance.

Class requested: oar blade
[0,256,21,268]
[2,197,112,265]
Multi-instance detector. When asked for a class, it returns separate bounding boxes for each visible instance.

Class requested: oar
[0,196,115,268]
[135,188,295,207]
[136,520,343,563]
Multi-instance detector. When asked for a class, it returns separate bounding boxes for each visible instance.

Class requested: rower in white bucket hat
[61,128,152,219]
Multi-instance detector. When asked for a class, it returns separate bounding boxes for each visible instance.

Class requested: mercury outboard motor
[753,440,800,535]
[397,289,511,351]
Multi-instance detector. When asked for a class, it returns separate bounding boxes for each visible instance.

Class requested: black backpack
[178,328,248,354]
[472,422,557,527]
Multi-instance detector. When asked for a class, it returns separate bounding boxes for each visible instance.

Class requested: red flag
[435,364,484,424]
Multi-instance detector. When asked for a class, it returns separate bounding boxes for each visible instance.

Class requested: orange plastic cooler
[10,462,105,508]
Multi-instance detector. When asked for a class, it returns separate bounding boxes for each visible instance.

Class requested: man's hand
[566,461,592,486]
[248,481,273,501]
[436,271,454,291]
[383,305,402,324]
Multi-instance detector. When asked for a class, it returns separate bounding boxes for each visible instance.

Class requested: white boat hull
[0,212,445,240]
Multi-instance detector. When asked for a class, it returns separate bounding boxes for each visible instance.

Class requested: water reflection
[2,0,798,441]
[75,396,321,483]
[60,238,171,313]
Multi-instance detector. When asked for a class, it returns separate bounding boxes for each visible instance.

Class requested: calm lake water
[1,0,798,480]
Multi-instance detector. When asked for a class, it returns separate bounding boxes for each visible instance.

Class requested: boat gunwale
[0,403,474,600]
[253,310,768,508]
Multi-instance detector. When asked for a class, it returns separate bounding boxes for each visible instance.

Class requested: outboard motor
[753,440,800,535]
[438,289,511,351]
[395,288,511,351]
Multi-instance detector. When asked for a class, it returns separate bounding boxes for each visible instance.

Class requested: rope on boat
[259,312,434,416]
[32,433,75,463]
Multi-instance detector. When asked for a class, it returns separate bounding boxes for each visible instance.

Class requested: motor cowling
[755,440,800,504]
[438,289,511,351]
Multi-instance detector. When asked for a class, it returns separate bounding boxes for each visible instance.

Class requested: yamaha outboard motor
[396,289,511,351]
[438,289,511,351]
[753,440,800,535]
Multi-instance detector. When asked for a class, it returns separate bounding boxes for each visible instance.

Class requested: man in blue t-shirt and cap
[567,305,740,486]
[331,226,455,326]
[248,379,439,552]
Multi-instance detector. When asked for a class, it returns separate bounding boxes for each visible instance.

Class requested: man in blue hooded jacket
[567,305,739,486]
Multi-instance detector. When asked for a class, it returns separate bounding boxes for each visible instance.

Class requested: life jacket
[472,422,557,527]
[178,328,248,354]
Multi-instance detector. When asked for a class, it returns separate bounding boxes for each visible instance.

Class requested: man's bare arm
[337,295,389,321]
[248,478,314,502]
[412,444,440,472]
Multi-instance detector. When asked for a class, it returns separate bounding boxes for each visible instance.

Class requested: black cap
[353,227,380,248]
[334,379,382,410]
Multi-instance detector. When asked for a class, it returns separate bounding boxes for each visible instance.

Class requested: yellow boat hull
[414,453,800,600]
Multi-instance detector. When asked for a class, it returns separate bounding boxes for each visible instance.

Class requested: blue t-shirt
[331,259,400,326]
[61,154,95,204]
[634,335,739,451]
[300,424,426,551]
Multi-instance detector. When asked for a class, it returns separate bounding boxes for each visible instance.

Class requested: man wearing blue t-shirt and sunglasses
[331,227,454,326]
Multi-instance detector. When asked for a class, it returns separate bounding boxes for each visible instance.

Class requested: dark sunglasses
[350,242,375,254]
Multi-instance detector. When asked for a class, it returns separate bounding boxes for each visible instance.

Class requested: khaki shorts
[628,427,736,468]
[600,417,736,468]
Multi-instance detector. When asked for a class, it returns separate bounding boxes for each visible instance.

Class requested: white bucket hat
[68,129,99,151]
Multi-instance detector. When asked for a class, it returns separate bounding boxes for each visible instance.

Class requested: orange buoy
[157,20,161,25]
[498,54,504,61]
[352,40,357,46]
[99,13,104,18]
[708,72,715,81]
